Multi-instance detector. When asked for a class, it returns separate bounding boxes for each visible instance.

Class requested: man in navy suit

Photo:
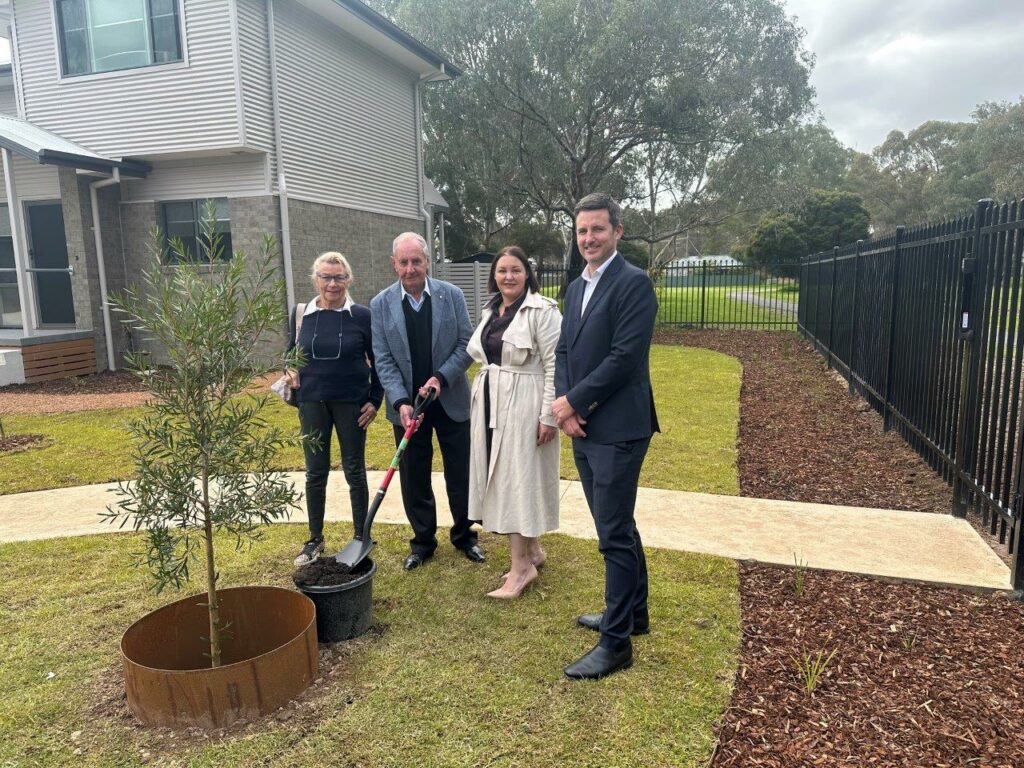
[371,232,485,571]
[552,193,659,680]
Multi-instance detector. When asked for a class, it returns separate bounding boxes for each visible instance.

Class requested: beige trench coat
[467,290,562,537]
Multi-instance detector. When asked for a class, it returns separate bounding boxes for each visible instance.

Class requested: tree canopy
[377,0,814,263]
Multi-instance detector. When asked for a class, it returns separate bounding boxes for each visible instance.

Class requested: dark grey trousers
[299,400,368,539]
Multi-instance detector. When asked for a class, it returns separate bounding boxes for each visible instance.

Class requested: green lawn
[0,344,741,496]
[0,524,740,767]
[654,285,796,327]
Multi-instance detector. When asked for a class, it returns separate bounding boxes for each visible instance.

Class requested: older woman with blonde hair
[286,251,383,566]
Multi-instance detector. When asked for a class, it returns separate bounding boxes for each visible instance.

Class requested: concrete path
[0,472,1010,591]
[728,290,798,314]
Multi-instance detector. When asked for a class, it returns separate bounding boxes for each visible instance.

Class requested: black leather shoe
[403,553,431,571]
[462,544,486,563]
[577,612,650,636]
[564,643,634,680]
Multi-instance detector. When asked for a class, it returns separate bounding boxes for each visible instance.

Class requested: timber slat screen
[538,262,800,330]
[800,198,1024,588]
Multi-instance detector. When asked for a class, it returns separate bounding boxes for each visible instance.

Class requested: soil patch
[89,623,389,751]
[711,562,1024,767]
[0,434,49,454]
[293,556,372,588]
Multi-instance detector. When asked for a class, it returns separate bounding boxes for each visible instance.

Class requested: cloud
[784,0,1024,150]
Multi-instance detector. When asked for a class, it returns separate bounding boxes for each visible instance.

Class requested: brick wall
[285,198,425,307]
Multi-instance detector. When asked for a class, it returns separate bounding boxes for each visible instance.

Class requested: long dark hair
[487,245,540,293]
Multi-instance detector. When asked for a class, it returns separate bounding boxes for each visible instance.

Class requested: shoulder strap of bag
[295,303,307,343]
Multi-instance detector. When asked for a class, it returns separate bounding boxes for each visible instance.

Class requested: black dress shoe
[462,544,486,563]
[564,643,634,680]
[403,553,431,571]
[577,612,650,635]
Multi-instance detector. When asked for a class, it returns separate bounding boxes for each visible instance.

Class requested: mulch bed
[653,330,1020,767]
[711,563,1024,767]
[2,371,147,396]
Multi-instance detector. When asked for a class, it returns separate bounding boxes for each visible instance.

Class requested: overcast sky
[785,0,1024,152]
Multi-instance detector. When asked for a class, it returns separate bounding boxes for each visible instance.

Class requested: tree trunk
[202,469,222,668]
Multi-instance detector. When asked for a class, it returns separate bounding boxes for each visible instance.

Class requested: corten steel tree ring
[121,586,318,729]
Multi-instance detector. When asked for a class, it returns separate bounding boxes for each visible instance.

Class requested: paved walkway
[728,290,798,313]
[0,472,1011,591]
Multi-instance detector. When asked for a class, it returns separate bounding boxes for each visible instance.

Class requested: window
[161,199,232,264]
[55,0,183,77]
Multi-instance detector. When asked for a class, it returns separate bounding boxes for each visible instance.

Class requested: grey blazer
[370,277,473,425]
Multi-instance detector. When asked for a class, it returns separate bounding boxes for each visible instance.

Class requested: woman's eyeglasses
[317,273,350,284]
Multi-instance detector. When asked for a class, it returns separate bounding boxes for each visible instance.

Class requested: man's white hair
[392,232,429,257]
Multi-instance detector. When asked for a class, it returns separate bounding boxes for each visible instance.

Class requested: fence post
[826,246,839,368]
[699,261,708,329]
[848,239,863,394]
[952,199,994,518]
[882,226,905,431]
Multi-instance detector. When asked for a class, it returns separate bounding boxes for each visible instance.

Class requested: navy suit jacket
[555,254,659,444]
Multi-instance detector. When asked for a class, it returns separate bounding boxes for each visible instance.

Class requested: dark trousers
[299,400,369,539]
[393,401,476,556]
[572,436,651,651]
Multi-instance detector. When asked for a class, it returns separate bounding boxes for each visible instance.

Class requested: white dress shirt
[580,252,619,316]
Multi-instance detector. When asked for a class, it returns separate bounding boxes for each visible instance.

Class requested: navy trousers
[572,436,651,651]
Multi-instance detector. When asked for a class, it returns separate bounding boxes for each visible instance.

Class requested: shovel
[333,386,437,569]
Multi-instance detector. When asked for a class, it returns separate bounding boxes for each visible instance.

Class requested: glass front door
[26,201,75,326]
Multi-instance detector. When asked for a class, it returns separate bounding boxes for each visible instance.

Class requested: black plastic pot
[297,558,376,642]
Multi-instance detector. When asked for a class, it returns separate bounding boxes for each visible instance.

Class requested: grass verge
[0,524,739,767]
[0,344,740,496]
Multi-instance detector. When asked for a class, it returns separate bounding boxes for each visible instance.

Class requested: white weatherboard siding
[236,0,274,159]
[0,155,59,201]
[13,0,241,157]
[0,86,17,117]
[120,154,269,201]
[272,0,420,218]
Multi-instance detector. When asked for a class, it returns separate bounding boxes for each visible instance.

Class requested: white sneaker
[293,537,324,567]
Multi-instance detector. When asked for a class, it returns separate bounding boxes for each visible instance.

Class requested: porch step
[0,348,25,386]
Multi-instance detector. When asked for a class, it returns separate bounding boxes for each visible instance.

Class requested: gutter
[89,168,120,371]
[267,0,295,309]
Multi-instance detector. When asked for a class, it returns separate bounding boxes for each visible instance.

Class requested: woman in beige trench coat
[468,246,562,598]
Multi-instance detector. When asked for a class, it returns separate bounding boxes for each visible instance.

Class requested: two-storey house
[0,0,455,384]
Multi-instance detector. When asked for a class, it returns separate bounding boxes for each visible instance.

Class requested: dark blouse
[287,303,384,406]
[482,292,527,364]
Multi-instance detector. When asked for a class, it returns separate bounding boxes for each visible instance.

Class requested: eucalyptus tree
[379,0,814,267]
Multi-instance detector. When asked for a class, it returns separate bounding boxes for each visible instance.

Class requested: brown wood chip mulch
[654,330,1021,767]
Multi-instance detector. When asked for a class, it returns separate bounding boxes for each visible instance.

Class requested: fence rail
[800,198,1024,588]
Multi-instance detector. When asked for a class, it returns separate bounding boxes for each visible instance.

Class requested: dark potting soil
[292,556,373,588]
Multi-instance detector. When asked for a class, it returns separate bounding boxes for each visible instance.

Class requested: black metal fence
[800,198,1024,588]
[538,261,799,329]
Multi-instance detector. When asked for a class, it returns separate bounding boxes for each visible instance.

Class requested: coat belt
[480,362,543,429]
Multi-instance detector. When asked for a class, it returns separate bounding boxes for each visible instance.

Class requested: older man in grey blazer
[370,232,484,570]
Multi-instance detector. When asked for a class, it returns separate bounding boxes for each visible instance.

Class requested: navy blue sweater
[287,303,384,406]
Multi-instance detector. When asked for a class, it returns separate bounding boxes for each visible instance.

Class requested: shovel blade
[334,538,376,569]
